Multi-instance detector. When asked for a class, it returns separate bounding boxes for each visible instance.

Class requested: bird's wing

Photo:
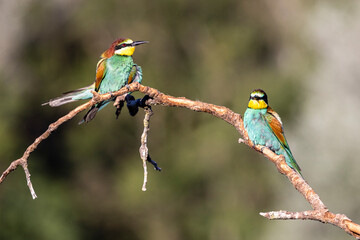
[264,107,301,172]
[264,107,287,147]
[94,58,107,91]
[127,64,142,84]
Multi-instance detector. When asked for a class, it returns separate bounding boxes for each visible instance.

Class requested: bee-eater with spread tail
[43,38,148,123]
[244,89,302,175]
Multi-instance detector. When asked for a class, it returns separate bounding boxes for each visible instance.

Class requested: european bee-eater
[43,38,148,123]
[243,89,302,175]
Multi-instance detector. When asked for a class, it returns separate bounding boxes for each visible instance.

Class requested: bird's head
[248,89,268,109]
[101,38,148,58]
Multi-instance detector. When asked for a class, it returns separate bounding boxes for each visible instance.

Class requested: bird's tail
[42,84,94,107]
[78,101,110,124]
[284,148,303,177]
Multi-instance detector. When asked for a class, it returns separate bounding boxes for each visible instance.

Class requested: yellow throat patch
[248,99,268,109]
[115,46,135,56]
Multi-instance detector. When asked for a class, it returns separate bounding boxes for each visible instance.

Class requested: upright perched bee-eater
[43,38,148,123]
[244,89,302,175]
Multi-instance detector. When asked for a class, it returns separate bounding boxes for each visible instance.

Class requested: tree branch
[1,82,359,238]
[139,107,153,191]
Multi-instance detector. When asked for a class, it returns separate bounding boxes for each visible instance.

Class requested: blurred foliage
[2,0,356,239]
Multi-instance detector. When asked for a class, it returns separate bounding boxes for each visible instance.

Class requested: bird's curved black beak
[132,41,149,46]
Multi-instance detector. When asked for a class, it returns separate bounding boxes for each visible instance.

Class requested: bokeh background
[1,0,360,239]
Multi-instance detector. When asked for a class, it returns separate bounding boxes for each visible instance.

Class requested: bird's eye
[121,43,127,48]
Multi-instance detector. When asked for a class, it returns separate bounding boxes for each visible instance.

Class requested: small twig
[260,210,324,221]
[141,161,148,192]
[22,162,37,199]
[260,210,360,239]
[139,107,153,191]
[0,158,37,199]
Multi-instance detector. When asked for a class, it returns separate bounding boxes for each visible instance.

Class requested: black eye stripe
[250,95,263,99]
[250,93,268,104]
[115,43,130,50]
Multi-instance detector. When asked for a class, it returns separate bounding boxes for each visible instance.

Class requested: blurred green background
[1,0,360,239]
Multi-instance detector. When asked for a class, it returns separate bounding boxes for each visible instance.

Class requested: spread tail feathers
[42,84,94,107]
